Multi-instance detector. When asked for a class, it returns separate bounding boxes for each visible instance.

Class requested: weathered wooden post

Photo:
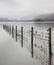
[12,25,14,38]
[15,26,17,42]
[9,25,11,35]
[48,28,52,65]
[10,25,11,35]
[31,27,33,58]
[21,26,23,47]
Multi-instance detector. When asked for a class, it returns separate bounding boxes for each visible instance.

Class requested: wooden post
[21,27,23,47]
[31,27,33,58]
[12,25,14,38]
[48,28,52,65]
[9,26,11,35]
[15,26,17,42]
[10,25,11,35]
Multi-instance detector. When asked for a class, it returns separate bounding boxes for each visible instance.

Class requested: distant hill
[1,13,54,22]
[0,18,18,22]
[34,13,54,21]
[0,18,33,22]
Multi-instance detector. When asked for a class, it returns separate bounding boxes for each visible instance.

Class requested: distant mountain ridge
[34,13,54,21]
[0,13,54,22]
[0,18,18,22]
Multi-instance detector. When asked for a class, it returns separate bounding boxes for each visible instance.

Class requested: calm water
[0,21,54,65]
[0,21,54,29]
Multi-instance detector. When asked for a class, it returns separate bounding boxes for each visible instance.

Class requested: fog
[0,0,54,19]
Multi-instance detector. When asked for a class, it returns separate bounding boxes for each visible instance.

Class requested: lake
[0,21,54,65]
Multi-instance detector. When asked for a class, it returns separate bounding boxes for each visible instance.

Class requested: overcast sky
[0,0,54,19]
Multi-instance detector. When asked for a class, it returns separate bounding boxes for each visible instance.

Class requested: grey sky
[0,0,54,19]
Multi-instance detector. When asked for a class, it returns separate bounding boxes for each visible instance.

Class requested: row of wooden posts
[3,24,52,65]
